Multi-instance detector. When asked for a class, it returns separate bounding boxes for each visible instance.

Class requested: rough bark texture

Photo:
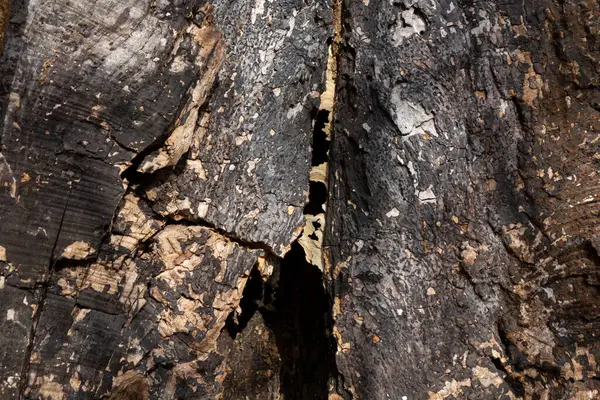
[0,0,599,399]
[329,0,600,398]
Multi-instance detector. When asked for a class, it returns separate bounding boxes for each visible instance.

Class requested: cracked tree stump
[0,0,599,399]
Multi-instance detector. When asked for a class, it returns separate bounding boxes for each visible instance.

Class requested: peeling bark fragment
[22,223,261,398]
[150,225,262,351]
[146,0,332,256]
[138,15,226,174]
[61,241,95,260]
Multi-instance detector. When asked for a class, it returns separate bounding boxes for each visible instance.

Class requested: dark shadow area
[120,87,214,187]
[311,109,331,167]
[225,265,264,339]
[221,104,336,398]
[222,243,337,399]
[304,181,328,215]
[263,243,336,400]
[304,107,331,216]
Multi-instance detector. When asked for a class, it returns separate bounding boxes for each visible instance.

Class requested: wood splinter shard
[138,18,225,174]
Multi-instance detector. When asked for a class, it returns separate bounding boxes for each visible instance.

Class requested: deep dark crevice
[223,243,337,399]
[304,181,328,215]
[265,242,337,400]
[311,109,331,166]
[159,214,276,255]
[225,265,264,339]
[226,47,341,396]
[217,95,335,399]
[119,131,184,187]
[304,107,331,217]
[237,100,337,398]
[52,256,95,273]
[120,87,214,186]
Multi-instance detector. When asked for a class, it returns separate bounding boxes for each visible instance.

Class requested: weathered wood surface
[0,0,599,399]
[328,0,600,398]
[0,0,330,398]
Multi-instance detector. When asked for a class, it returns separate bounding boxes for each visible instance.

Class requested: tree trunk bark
[0,0,598,399]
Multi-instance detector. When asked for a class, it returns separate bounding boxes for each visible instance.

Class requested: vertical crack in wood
[3,0,347,397]
[221,0,345,396]
[297,0,339,272]
[18,184,73,398]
